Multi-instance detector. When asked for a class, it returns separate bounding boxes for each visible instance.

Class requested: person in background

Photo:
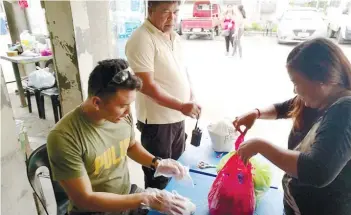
[47,59,190,215]
[232,5,246,58]
[237,38,351,215]
[264,19,273,37]
[125,1,201,190]
[234,95,320,150]
[222,4,235,56]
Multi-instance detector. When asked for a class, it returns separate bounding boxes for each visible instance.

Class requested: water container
[207,119,240,152]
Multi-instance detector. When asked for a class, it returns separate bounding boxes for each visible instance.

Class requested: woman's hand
[237,138,266,164]
[233,110,259,132]
[238,138,300,177]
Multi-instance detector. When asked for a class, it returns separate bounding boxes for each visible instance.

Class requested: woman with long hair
[232,5,246,57]
[234,38,351,215]
[222,4,235,56]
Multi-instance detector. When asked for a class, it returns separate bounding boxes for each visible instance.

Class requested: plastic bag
[250,158,272,206]
[154,159,194,187]
[216,151,235,172]
[216,147,272,207]
[208,154,255,215]
[217,154,272,189]
[215,129,245,172]
[221,29,230,37]
[28,67,55,89]
[20,30,34,50]
[208,132,255,215]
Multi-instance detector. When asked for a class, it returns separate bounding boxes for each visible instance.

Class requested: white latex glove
[172,190,196,214]
[154,159,187,180]
[142,188,195,215]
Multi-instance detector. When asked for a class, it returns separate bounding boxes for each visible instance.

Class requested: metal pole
[12,62,27,107]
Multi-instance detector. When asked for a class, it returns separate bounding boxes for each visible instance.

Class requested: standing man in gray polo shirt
[126,0,201,189]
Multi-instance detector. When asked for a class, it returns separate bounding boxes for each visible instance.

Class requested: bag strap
[234,129,246,150]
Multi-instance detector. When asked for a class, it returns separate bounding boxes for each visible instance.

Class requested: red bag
[234,131,245,151]
[18,0,28,8]
[208,132,255,215]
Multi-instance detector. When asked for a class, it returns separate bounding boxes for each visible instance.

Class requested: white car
[326,1,351,44]
[277,8,328,44]
[335,15,351,44]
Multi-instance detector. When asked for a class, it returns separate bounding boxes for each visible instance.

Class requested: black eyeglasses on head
[95,68,131,96]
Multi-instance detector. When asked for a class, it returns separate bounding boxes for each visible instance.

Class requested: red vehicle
[181,1,222,40]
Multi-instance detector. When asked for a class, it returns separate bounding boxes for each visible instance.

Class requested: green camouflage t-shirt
[47,106,135,213]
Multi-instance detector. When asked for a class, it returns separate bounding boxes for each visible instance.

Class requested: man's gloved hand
[142,188,195,215]
[154,159,187,180]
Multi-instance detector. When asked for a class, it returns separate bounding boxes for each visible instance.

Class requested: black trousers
[225,30,234,52]
[137,120,186,190]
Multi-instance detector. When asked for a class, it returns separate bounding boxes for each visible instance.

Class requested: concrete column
[42,1,83,114]
[70,0,115,99]
[1,66,37,215]
[43,0,115,112]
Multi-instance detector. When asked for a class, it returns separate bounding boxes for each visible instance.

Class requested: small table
[147,172,284,215]
[0,55,53,107]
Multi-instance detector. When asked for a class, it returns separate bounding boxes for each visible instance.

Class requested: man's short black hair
[87,59,142,99]
[148,1,180,10]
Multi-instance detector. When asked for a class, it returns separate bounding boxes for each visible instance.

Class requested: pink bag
[208,131,255,215]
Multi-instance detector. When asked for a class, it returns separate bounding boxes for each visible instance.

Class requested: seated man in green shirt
[47,59,190,215]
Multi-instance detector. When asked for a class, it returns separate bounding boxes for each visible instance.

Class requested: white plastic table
[0,55,53,107]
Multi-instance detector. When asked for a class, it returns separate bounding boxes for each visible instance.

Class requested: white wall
[71,1,115,99]
[26,0,48,36]
[71,0,145,99]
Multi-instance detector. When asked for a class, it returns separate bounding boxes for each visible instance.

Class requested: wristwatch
[151,157,162,170]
